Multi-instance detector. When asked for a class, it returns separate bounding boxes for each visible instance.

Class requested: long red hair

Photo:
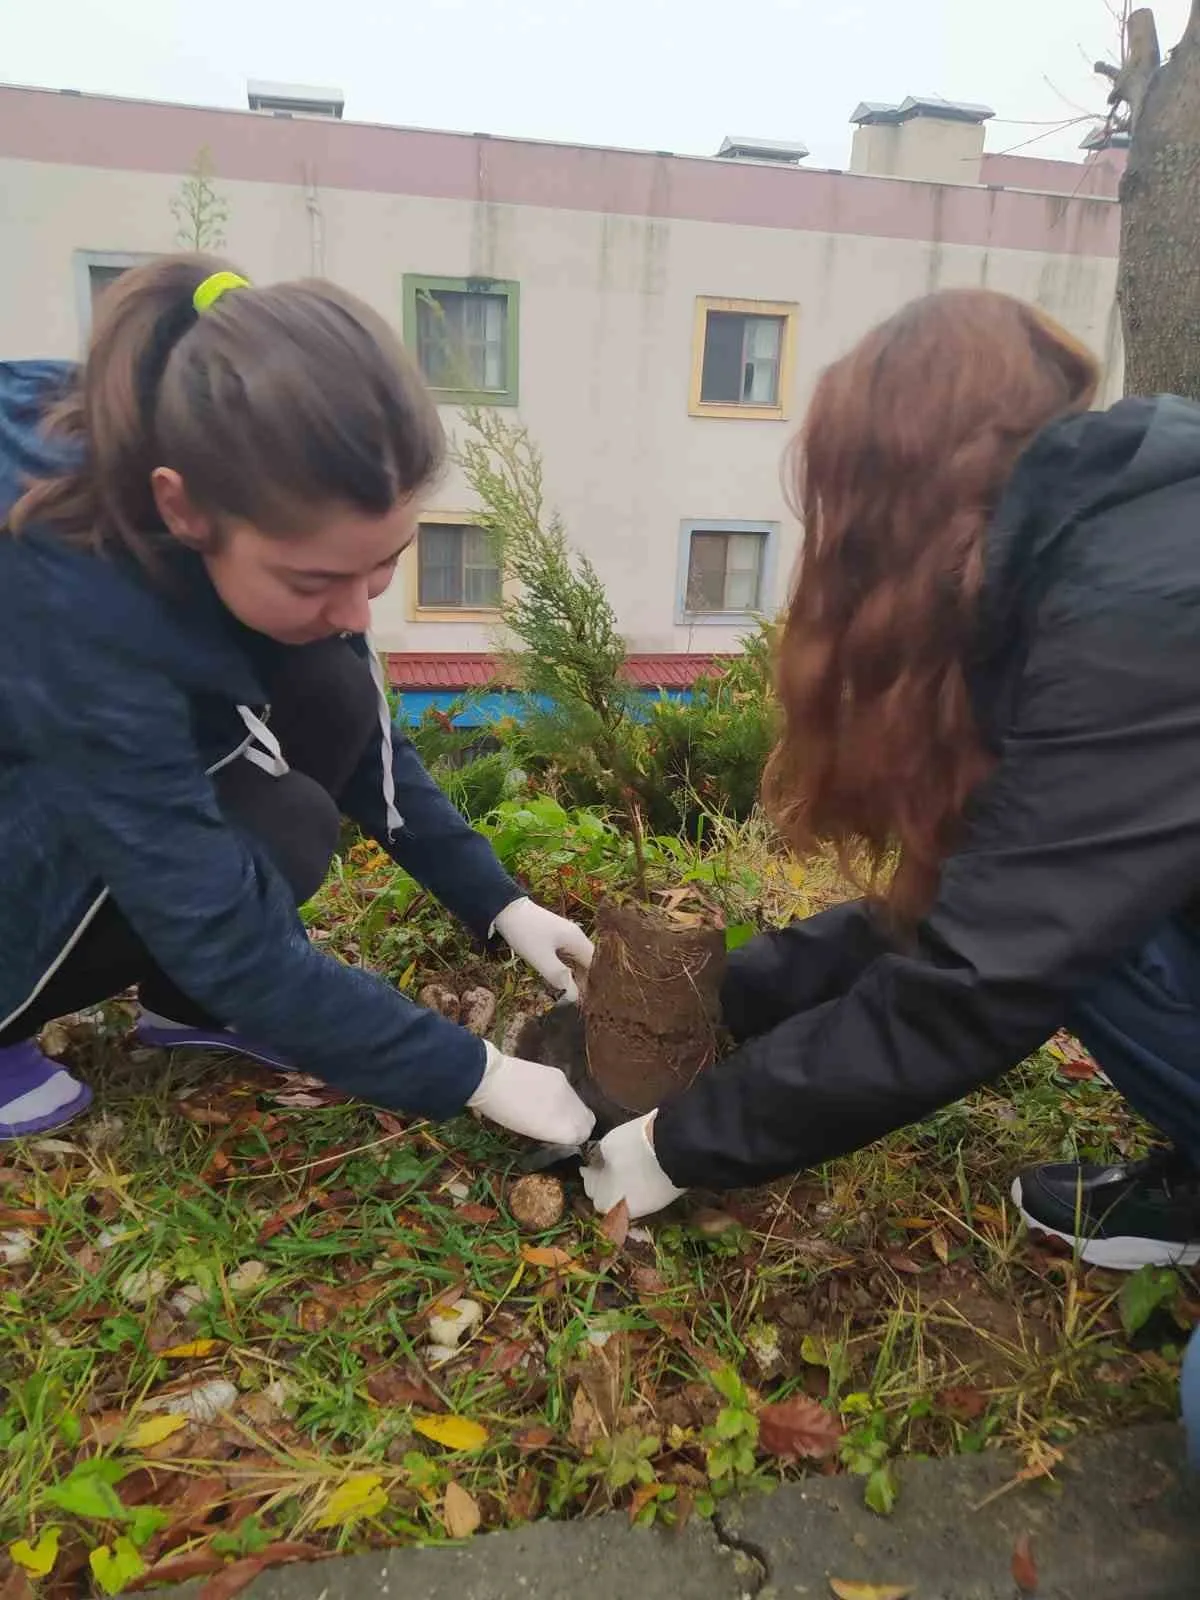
[764,289,1099,920]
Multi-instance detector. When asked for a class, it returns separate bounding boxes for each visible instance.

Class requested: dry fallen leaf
[195,1544,321,1600]
[1012,1534,1039,1594]
[159,1339,224,1359]
[513,1424,555,1451]
[314,1474,388,1530]
[442,1480,481,1539]
[757,1396,843,1461]
[413,1414,489,1451]
[126,1413,190,1450]
[937,1386,988,1422]
[365,1368,443,1411]
[828,1583,914,1600]
[141,1379,238,1424]
[520,1245,574,1270]
[599,1198,630,1250]
[455,1203,499,1224]
[929,1227,951,1266]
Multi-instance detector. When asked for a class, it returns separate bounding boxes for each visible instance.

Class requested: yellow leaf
[442,1479,481,1538]
[398,960,418,994]
[315,1472,389,1529]
[126,1413,189,1449]
[10,1527,61,1577]
[413,1414,489,1451]
[930,1227,951,1266]
[158,1339,223,1359]
[828,1583,914,1600]
[520,1245,574,1270]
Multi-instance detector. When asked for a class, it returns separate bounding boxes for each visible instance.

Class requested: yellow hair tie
[193,271,250,314]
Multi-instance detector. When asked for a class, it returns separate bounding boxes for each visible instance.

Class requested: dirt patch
[582,901,726,1116]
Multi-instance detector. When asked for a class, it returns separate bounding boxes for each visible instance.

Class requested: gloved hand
[581,1111,687,1220]
[494,897,594,1003]
[467,1042,596,1144]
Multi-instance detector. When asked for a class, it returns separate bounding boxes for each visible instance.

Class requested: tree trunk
[1119,2,1200,397]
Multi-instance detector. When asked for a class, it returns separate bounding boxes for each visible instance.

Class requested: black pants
[0,640,379,1045]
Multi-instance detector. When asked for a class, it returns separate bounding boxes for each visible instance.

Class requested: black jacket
[654,396,1200,1190]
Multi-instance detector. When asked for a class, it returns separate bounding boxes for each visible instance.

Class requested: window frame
[688,296,798,421]
[676,518,778,626]
[406,512,505,623]
[73,251,157,343]
[402,274,521,407]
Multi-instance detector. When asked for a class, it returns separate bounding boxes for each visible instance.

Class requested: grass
[1,809,1196,1597]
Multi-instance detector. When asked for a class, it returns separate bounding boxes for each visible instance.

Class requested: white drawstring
[236,705,290,778]
[366,641,403,838]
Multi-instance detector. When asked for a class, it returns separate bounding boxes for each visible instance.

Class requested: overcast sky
[5,0,1193,168]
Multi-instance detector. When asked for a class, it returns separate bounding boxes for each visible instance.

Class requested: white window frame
[676,518,778,626]
[73,251,157,345]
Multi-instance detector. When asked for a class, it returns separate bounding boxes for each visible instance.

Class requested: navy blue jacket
[0,361,520,1115]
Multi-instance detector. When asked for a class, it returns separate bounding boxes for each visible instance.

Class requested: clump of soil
[583,899,726,1116]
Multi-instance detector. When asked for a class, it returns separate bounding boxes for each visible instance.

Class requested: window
[689,297,797,420]
[417,522,502,611]
[403,275,520,406]
[73,251,156,342]
[678,520,777,623]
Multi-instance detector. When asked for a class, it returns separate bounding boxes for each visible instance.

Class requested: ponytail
[11,253,444,570]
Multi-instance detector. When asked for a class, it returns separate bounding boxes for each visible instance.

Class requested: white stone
[118,1265,171,1306]
[426,1297,483,1349]
[0,1230,34,1265]
[228,1260,269,1294]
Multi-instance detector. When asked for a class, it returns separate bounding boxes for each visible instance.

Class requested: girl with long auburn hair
[585,288,1200,1288]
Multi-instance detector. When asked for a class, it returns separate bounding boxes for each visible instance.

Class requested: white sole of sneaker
[1010,1178,1200,1271]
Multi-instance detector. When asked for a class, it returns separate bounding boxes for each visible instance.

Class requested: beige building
[0,83,1124,658]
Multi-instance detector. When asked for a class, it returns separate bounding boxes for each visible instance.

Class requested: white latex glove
[581,1111,687,1220]
[467,1042,596,1144]
[494,897,594,1003]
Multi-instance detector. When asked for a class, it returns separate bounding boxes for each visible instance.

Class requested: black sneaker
[1012,1149,1200,1271]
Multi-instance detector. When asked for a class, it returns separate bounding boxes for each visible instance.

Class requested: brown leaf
[422,1279,468,1319]
[442,1479,481,1539]
[513,1424,555,1451]
[690,1208,740,1236]
[757,1396,843,1461]
[0,1207,50,1227]
[1012,1534,1039,1594]
[631,1265,669,1296]
[929,1227,951,1266]
[0,1565,35,1600]
[521,1245,574,1270]
[296,1298,330,1333]
[508,1465,542,1521]
[884,1250,923,1276]
[365,1367,443,1411]
[256,1198,310,1245]
[456,1203,499,1224]
[937,1386,988,1422]
[599,1198,630,1249]
[177,1105,233,1127]
[485,1340,530,1375]
[197,1545,322,1600]
[828,1584,914,1600]
[628,1481,661,1522]
[125,1553,226,1592]
[566,1381,605,1455]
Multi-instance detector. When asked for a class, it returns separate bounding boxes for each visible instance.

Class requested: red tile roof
[386,652,727,691]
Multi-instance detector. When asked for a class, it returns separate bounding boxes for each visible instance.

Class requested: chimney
[716,136,809,166]
[849,97,993,185]
[247,80,345,119]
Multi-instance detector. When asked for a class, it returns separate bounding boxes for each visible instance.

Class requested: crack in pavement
[712,1508,770,1598]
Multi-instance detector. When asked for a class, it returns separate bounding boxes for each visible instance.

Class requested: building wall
[0,87,1123,654]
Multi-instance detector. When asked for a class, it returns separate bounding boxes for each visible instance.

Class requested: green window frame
[402,274,520,406]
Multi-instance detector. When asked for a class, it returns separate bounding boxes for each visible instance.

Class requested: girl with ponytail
[0,255,594,1145]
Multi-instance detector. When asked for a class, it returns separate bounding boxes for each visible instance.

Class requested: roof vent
[716,135,809,165]
[850,96,994,127]
[247,80,345,119]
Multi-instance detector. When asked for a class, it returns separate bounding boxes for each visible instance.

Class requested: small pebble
[228,1260,268,1294]
[445,1181,471,1202]
[460,987,497,1036]
[418,985,460,1023]
[427,1297,483,1349]
[168,1284,207,1317]
[119,1265,171,1306]
[142,1378,238,1423]
[0,1230,34,1266]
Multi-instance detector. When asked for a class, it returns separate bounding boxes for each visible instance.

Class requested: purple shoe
[134,1012,294,1072]
[0,1040,93,1140]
